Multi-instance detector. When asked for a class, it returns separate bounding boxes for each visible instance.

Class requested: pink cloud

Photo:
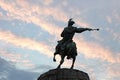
[20,60,35,67]
[0,0,64,35]
[75,37,118,63]
[41,0,53,5]
[0,0,119,64]
[0,31,53,56]
[0,49,35,68]
[0,0,90,35]
[0,50,22,63]
[76,19,91,28]
[0,26,117,64]
[106,64,120,78]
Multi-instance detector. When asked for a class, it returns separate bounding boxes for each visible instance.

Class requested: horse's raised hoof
[53,58,56,62]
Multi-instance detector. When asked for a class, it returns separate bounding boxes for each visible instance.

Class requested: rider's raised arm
[75,27,92,33]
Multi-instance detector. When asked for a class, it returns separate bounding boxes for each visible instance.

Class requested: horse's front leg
[53,44,60,62]
[53,53,57,62]
[71,56,76,69]
[57,55,65,69]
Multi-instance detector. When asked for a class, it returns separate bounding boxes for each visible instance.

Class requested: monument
[37,18,99,80]
[37,68,90,80]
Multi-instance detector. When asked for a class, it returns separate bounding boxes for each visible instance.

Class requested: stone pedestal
[37,68,90,80]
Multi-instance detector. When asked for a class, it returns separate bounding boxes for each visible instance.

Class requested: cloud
[0,49,35,68]
[106,64,120,79]
[106,16,112,24]
[76,19,91,28]
[0,30,53,57]
[0,0,65,32]
[106,9,120,25]
[0,0,92,57]
[0,0,119,68]
[41,0,53,5]
[0,57,39,80]
[0,50,22,62]
[0,29,117,64]
[0,0,91,35]
[105,26,120,43]
[75,37,118,63]
[112,10,120,24]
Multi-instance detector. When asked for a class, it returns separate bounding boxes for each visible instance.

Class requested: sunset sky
[0,0,120,80]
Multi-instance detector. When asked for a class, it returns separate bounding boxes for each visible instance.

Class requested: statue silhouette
[53,18,99,69]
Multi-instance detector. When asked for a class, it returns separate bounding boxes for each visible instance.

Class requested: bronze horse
[53,41,77,69]
[53,18,99,69]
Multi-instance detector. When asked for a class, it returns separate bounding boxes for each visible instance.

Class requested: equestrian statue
[53,18,99,69]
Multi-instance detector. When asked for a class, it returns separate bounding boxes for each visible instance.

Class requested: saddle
[56,40,77,59]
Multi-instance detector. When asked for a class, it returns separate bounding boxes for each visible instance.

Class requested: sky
[0,0,120,80]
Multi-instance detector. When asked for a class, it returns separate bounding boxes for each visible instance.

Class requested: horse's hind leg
[57,55,65,69]
[71,56,76,69]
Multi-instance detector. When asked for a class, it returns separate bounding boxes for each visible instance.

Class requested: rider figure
[54,18,93,59]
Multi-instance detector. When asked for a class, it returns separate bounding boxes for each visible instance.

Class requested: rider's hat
[68,18,75,26]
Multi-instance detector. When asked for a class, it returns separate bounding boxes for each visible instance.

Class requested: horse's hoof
[57,67,60,69]
[56,66,61,69]
[56,67,60,69]
[53,58,56,62]
[70,67,73,69]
